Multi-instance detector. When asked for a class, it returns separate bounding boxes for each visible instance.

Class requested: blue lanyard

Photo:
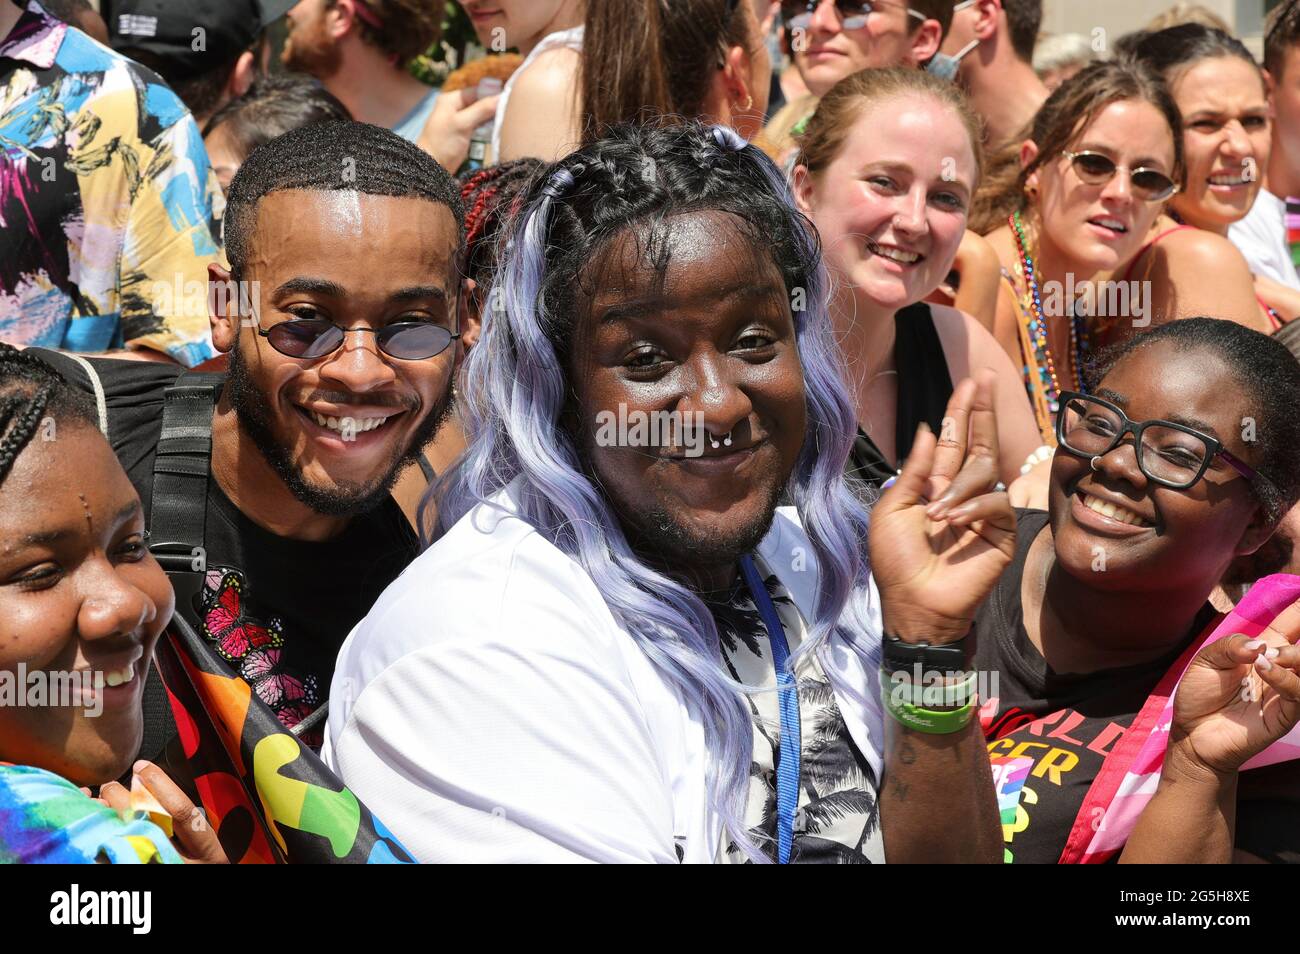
[739,554,801,864]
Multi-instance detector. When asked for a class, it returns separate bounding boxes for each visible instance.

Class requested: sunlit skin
[1022,98,1177,278]
[457,0,582,52]
[209,191,460,542]
[0,426,174,787]
[203,123,242,195]
[572,211,806,592]
[1167,56,1270,234]
[1267,46,1300,200]
[790,0,936,96]
[282,0,341,75]
[796,94,976,317]
[1037,344,1272,677]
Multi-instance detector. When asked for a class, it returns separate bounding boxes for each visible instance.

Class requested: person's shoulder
[340,495,625,678]
[55,32,196,137]
[1149,226,1250,272]
[958,229,1002,270]
[27,348,182,395]
[510,46,581,98]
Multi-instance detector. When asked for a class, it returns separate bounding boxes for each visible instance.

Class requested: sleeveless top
[490,25,584,162]
[1124,224,1282,330]
[845,302,953,491]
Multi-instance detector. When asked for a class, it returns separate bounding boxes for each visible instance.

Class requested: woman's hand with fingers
[100,761,228,864]
[1171,596,1300,777]
[868,370,1017,643]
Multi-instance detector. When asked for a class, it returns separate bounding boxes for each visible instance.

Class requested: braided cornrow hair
[457,159,544,289]
[0,345,98,487]
[521,123,816,363]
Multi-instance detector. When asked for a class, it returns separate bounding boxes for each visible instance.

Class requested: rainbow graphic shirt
[0,1,221,365]
[0,764,180,864]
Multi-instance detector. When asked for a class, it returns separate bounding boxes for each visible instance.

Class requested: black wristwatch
[881,628,974,679]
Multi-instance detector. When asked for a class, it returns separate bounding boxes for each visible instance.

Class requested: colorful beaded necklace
[1010,211,1089,415]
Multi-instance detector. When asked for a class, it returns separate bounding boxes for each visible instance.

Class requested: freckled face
[572,211,807,567]
[799,94,976,313]
[1028,99,1177,274]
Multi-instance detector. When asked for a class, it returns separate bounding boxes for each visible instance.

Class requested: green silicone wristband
[881,687,975,735]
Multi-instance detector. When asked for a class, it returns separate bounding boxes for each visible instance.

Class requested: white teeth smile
[1092,218,1127,233]
[1208,174,1249,186]
[876,246,921,264]
[1081,492,1149,527]
[308,411,392,433]
[103,664,135,688]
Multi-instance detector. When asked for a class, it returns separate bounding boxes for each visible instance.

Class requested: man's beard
[584,453,786,580]
[226,345,454,517]
[626,488,782,572]
[282,30,341,79]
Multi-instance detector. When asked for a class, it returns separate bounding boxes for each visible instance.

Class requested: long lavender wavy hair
[426,122,878,861]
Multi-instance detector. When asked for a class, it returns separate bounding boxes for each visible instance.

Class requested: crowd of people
[3,0,1300,866]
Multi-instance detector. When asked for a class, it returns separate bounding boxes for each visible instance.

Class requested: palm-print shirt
[0,1,221,365]
[707,558,884,863]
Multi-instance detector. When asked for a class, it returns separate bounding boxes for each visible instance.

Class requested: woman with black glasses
[967,317,1300,863]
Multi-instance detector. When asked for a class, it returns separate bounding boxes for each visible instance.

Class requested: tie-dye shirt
[0,0,221,365]
[0,764,181,864]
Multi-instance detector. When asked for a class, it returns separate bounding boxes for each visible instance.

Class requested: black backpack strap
[139,371,222,764]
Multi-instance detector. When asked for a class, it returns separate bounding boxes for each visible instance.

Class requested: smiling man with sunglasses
[780,0,952,96]
[32,120,463,759]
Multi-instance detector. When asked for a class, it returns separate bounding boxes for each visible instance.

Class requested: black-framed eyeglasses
[1056,391,1266,492]
[257,317,459,361]
[1060,150,1180,203]
[780,0,925,31]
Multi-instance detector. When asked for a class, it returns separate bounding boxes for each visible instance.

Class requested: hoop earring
[739,92,753,112]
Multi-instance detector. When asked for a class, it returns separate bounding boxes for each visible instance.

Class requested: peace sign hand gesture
[868,371,1018,643]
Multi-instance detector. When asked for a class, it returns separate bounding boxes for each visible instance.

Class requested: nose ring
[710,431,733,449]
[1090,456,1103,471]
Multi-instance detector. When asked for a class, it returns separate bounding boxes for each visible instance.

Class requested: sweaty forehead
[1102,343,1250,439]
[585,210,784,310]
[245,190,460,288]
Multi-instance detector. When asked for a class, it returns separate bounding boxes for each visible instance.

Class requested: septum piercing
[710,431,733,449]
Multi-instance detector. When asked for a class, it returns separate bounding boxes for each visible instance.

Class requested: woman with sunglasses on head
[974,317,1300,863]
[984,60,1185,446]
[793,67,1040,489]
[0,346,225,864]
[1118,24,1286,336]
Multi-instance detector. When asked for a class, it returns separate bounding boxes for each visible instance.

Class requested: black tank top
[845,302,954,491]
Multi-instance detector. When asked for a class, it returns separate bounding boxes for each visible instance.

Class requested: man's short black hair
[1003,0,1042,63]
[224,120,464,275]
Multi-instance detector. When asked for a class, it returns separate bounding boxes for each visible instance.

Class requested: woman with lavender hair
[324,122,1013,863]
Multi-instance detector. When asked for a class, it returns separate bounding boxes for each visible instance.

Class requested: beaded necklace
[1009,211,1089,414]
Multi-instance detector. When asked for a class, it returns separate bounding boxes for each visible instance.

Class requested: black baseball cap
[110,0,294,77]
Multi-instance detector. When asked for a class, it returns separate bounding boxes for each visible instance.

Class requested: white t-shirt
[1229,187,1300,289]
[322,484,886,863]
